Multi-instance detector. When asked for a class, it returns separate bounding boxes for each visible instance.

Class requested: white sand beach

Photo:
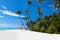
[0,29,60,40]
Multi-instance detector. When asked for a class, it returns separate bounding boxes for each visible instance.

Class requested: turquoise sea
[0,28,19,30]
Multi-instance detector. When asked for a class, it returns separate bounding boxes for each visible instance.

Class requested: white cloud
[1,5,7,9]
[0,23,19,28]
[0,10,25,17]
[20,15,26,18]
[0,16,4,18]
[0,10,19,17]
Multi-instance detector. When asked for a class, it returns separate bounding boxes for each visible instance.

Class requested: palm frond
[27,0,32,5]
[16,10,21,14]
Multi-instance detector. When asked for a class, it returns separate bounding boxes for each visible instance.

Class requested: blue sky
[0,0,59,29]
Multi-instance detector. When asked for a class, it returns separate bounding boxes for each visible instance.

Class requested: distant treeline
[16,0,60,34]
[27,12,60,34]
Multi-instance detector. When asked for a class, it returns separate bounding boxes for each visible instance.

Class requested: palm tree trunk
[19,17,26,29]
[28,5,31,21]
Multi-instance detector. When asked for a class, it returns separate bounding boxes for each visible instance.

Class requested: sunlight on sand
[0,29,60,40]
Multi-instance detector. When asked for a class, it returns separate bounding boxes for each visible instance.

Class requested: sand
[0,29,60,40]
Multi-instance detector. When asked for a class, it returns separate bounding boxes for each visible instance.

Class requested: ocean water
[0,28,19,30]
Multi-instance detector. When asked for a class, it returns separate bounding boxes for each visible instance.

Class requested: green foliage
[46,25,57,34]
[16,0,60,33]
[32,24,39,31]
[40,26,46,32]
[27,12,60,34]
[26,0,60,34]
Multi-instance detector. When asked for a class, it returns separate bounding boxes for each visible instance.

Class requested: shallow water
[0,28,19,30]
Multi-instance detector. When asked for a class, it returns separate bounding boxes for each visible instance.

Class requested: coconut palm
[27,0,32,6]
[16,10,21,14]
[37,7,42,18]
[25,10,34,30]
[37,0,44,19]
[25,10,29,21]
[16,11,26,29]
[27,20,34,30]
[37,7,42,31]
[27,0,33,30]
[27,0,32,21]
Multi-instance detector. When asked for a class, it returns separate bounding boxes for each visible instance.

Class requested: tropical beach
[0,0,60,40]
[0,29,60,40]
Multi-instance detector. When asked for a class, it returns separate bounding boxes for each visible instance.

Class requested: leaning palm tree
[27,0,33,30]
[22,16,29,23]
[27,0,32,21]
[37,7,42,18]
[16,11,26,29]
[37,7,43,31]
[21,10,29,29]
[25,10,29,22]
[37,0,44,19]
[28,20,34,30]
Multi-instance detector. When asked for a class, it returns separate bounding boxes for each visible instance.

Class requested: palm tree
[43,16,50,29]
[54,0,60,9]
[27,0,32,21]
[27,0,33,30]
[27,20,34,30]
[37,0,44,19]
[36,7,42,31]
[16,11,26,29]
[25,10,29,22]
[27,0,32,6]
[37,7,42,18]
[16,10,21,14]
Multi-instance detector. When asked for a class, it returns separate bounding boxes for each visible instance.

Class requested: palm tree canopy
[37,0,44,3]
[27,0,32,5]
[16,10,21,14]
[37,7,42,16]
